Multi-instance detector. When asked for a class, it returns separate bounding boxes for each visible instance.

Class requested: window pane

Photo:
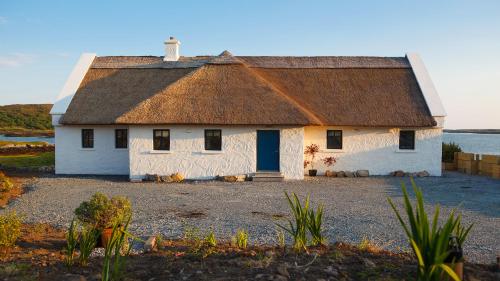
[399,130,415,150]
[153,129,170,150]
[82,129,94,148]
[115,129,127,149]
[205,130,222,150]
[327,130,342,149]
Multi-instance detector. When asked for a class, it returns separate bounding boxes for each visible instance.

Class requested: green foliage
[276,229,285,248]
[65,219,79,267]
[387,179,472,281]
[0,152,54,168]
[0,172,14,192]
[204,228,217,248]
[102,217,133,281]
[75,192,132,229]
[307,202,326,246]
[454,215,473,249]
[232,229,248,249]
[442,142,462,163]
[79,226,100,266]
[277,192,309,251]
[0,104,53,130]
[0,212,23,248]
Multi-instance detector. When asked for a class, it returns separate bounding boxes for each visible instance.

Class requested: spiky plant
[277,192,309,251]
[65,219,79,267]
[387,179,471,281]
[78,225,99,266]
[308,203,326,246]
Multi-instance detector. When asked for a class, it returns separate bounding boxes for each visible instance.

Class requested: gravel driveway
[2,172,499,263]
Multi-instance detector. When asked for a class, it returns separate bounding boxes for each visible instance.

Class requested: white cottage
[50,38,446,180]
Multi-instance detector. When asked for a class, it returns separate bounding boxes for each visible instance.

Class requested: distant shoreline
[444,129,500,134]
[0,128,54,137]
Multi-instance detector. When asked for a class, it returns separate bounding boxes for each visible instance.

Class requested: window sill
[395,149,417,153]
[149,150,172,154]
[80,148,95,151]
[199,150,224,154]
[321,149,344,153]
[114,148,128,151]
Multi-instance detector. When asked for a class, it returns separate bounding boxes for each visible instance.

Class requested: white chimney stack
[164,36,180,61]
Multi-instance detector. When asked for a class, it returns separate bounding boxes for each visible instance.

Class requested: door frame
[256,129,280,172]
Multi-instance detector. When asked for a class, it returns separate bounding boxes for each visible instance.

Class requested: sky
[0,0,499,129]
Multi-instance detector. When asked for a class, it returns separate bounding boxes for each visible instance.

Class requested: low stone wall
[455,152,500,179]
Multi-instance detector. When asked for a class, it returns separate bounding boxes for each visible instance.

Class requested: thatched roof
[60,53,436,127]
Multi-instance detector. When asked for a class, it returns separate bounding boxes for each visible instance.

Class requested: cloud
[0,53,36,67]
[0,16,7,24]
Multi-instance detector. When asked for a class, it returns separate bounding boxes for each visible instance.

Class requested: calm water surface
[0,134,55,144]
[443,133,500,155]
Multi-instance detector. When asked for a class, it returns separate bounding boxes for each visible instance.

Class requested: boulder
[223,176,238,182]
[417,170,430,177]
[160,175,173,183]
[356,170,369,177]
[144,236,157,252]
[144,174,160,182]
[393,170,405,177]
[336,171,345,177]
[235,175,247,182]
[325,170,337,177]
[170,173,184,182]
[344,171,355,178]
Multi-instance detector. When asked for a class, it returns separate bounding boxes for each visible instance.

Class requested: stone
[144,174,160,182]
[325,170,337,177]
[160,175,173,183]
[223,176,238,182]
[393,170,405,177]
[362,258,376,268]
[171,173,184,182]
[144,236,157,252]
[356,170,369,177]
[417,170,430,177]
[344,171,355,178]
[323,266,339,277]
[336,171,345,177]
[276,264,290,278]
[63,274,87,281]
[235,175,246,182]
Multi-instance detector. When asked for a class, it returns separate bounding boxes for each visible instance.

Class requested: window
[327,130,342,149]
[81,129,94,148]
[153,129,170,150]
[399,130,415,150]
[115,129,128,149]
[205,129,222,151]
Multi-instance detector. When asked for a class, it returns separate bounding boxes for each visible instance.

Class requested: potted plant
[74,192,132,247]
[322,156,337,176]
[444,220,473,280]
[304,144,320,176]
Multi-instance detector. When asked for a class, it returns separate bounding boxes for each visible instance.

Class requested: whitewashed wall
[304,126,442,176]
[129,126,304,180]
[54,126,129,175]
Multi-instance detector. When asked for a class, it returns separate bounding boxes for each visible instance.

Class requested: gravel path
[2,172,499,263]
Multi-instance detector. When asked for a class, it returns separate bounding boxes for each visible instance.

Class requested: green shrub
[0,172,14,192]
[65,219,79,266]
[442,142,462,163]
[387,179,471,281]
[79,225,100,266]
[204,228,217,247]
[0,212,22,248]
[74,192,132,229]
[102,217,133,281]
[307,202,325,246]
[232,229,248,249]
[277,192,309,251]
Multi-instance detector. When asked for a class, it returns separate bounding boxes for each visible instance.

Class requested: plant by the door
[304,144,320,176]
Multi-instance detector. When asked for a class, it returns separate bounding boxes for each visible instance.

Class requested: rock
[393,170,405,177]
[223,176,238,182]
[336,171,345,177]
[344,171,355,178]
[362,258,376,268]
[325,170,336,177]
[235,175,246,182]
[417,170,430,177]
[171,173,184,182]
[144,236,157,252]
[160,175,173,183]
[63,274,87,281]
[144,174,160,182]
[323,266,339,277]
[276,264,290,278]
[274,275,288,281]
[356,170,369,177]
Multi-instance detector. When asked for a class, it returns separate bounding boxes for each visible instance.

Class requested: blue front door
[257,130,280,171]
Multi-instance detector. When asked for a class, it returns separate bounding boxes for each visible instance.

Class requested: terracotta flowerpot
[308,169,317,176]
[100,228,114,248]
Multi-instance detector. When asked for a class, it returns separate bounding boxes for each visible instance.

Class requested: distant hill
[444,129,500,134]
[0,104,53,134]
